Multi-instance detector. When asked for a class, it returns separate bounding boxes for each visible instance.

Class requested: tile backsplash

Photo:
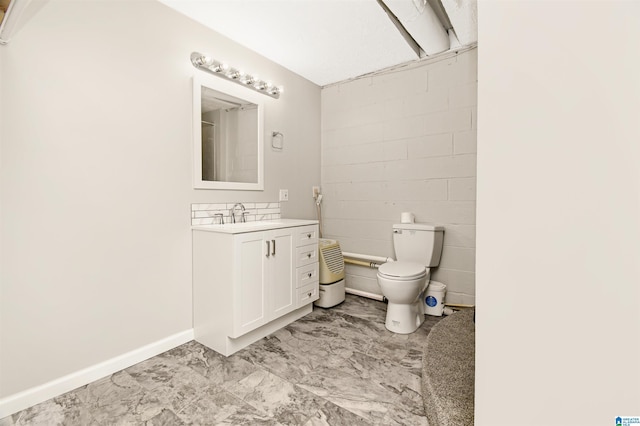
[191,202,281,226]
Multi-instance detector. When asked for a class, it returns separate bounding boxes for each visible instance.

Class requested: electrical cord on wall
[315,193,323,238]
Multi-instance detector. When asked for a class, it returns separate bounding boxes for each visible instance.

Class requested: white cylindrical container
[424,281,446,316]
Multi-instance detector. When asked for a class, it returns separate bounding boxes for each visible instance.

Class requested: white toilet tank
[392,223,444,267]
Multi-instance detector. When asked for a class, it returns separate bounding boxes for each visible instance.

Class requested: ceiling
[159,0,477,87]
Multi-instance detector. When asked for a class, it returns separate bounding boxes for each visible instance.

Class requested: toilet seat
[378,261,427,281]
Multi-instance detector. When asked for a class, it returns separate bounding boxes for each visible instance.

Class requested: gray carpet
[422,308,475,426]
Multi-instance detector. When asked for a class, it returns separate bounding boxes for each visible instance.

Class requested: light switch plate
[272,132,284,150]
[279,189,289,201]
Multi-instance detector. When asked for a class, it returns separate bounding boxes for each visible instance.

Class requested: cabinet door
[231,231,267,338]
[267,229,296,319]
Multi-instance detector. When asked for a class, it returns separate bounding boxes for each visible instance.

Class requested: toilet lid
[378,261,426,279]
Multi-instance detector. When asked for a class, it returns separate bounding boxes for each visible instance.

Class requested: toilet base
[385,300,425,334]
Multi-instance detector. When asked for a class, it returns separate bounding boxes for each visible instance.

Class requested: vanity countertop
[192,218,318,234]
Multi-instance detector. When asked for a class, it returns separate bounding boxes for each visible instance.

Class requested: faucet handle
[241,211,250,223]
[213,213,224,224]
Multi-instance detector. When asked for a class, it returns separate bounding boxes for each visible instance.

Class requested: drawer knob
[307,233,311,238]
[308,273,312,278]
[307,253,311,258]
[308,292,312,297]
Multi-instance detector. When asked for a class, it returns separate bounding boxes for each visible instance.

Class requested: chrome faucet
[230,203,246,223]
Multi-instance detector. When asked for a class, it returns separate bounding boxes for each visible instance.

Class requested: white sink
[223,221,285,229]
[192,219,318,234]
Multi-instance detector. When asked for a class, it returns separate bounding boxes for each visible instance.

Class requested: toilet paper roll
[401,212,415,224]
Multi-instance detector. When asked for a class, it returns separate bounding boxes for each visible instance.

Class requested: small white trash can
[424,281,446,316]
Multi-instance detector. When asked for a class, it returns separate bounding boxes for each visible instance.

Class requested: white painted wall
[476,2,640,424]
[321,48,477,304]
[0,0,320,402]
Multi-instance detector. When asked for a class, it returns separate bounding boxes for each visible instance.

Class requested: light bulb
[209,62,227,73]
[241,74,255,85]
[226,69,241,79]
[198,55,214,66]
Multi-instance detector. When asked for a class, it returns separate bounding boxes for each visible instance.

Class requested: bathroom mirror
[193,74,264,190]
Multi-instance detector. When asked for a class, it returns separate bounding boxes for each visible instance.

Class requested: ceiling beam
[379,0,450,57]
[376,0,422,58]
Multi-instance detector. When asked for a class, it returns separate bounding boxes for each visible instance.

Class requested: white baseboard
[0,329,194,419]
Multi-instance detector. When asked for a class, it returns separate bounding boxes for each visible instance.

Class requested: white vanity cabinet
[230,228,295,337]
[192,220,319,356]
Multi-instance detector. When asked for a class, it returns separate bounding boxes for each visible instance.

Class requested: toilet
[377,223,444,334]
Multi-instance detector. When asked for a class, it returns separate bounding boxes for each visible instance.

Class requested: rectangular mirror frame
[192,74,265,190]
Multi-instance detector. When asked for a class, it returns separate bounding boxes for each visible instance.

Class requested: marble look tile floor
[2,295,442,426]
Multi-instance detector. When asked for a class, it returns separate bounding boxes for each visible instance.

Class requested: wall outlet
[312,186,320,199]
[279,189,289,201]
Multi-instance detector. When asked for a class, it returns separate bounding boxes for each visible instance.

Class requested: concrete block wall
[320,48,477,305]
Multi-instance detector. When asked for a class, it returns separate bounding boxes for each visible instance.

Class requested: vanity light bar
[190,52,283,99]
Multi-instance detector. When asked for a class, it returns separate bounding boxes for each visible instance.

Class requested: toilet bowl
[377,223,444,334]
[377,261,429,334]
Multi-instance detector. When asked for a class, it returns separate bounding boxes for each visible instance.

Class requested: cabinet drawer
[297,282,319,307]
[297,263,319,288]
[295,225,318,247]
[296,244,318,267]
